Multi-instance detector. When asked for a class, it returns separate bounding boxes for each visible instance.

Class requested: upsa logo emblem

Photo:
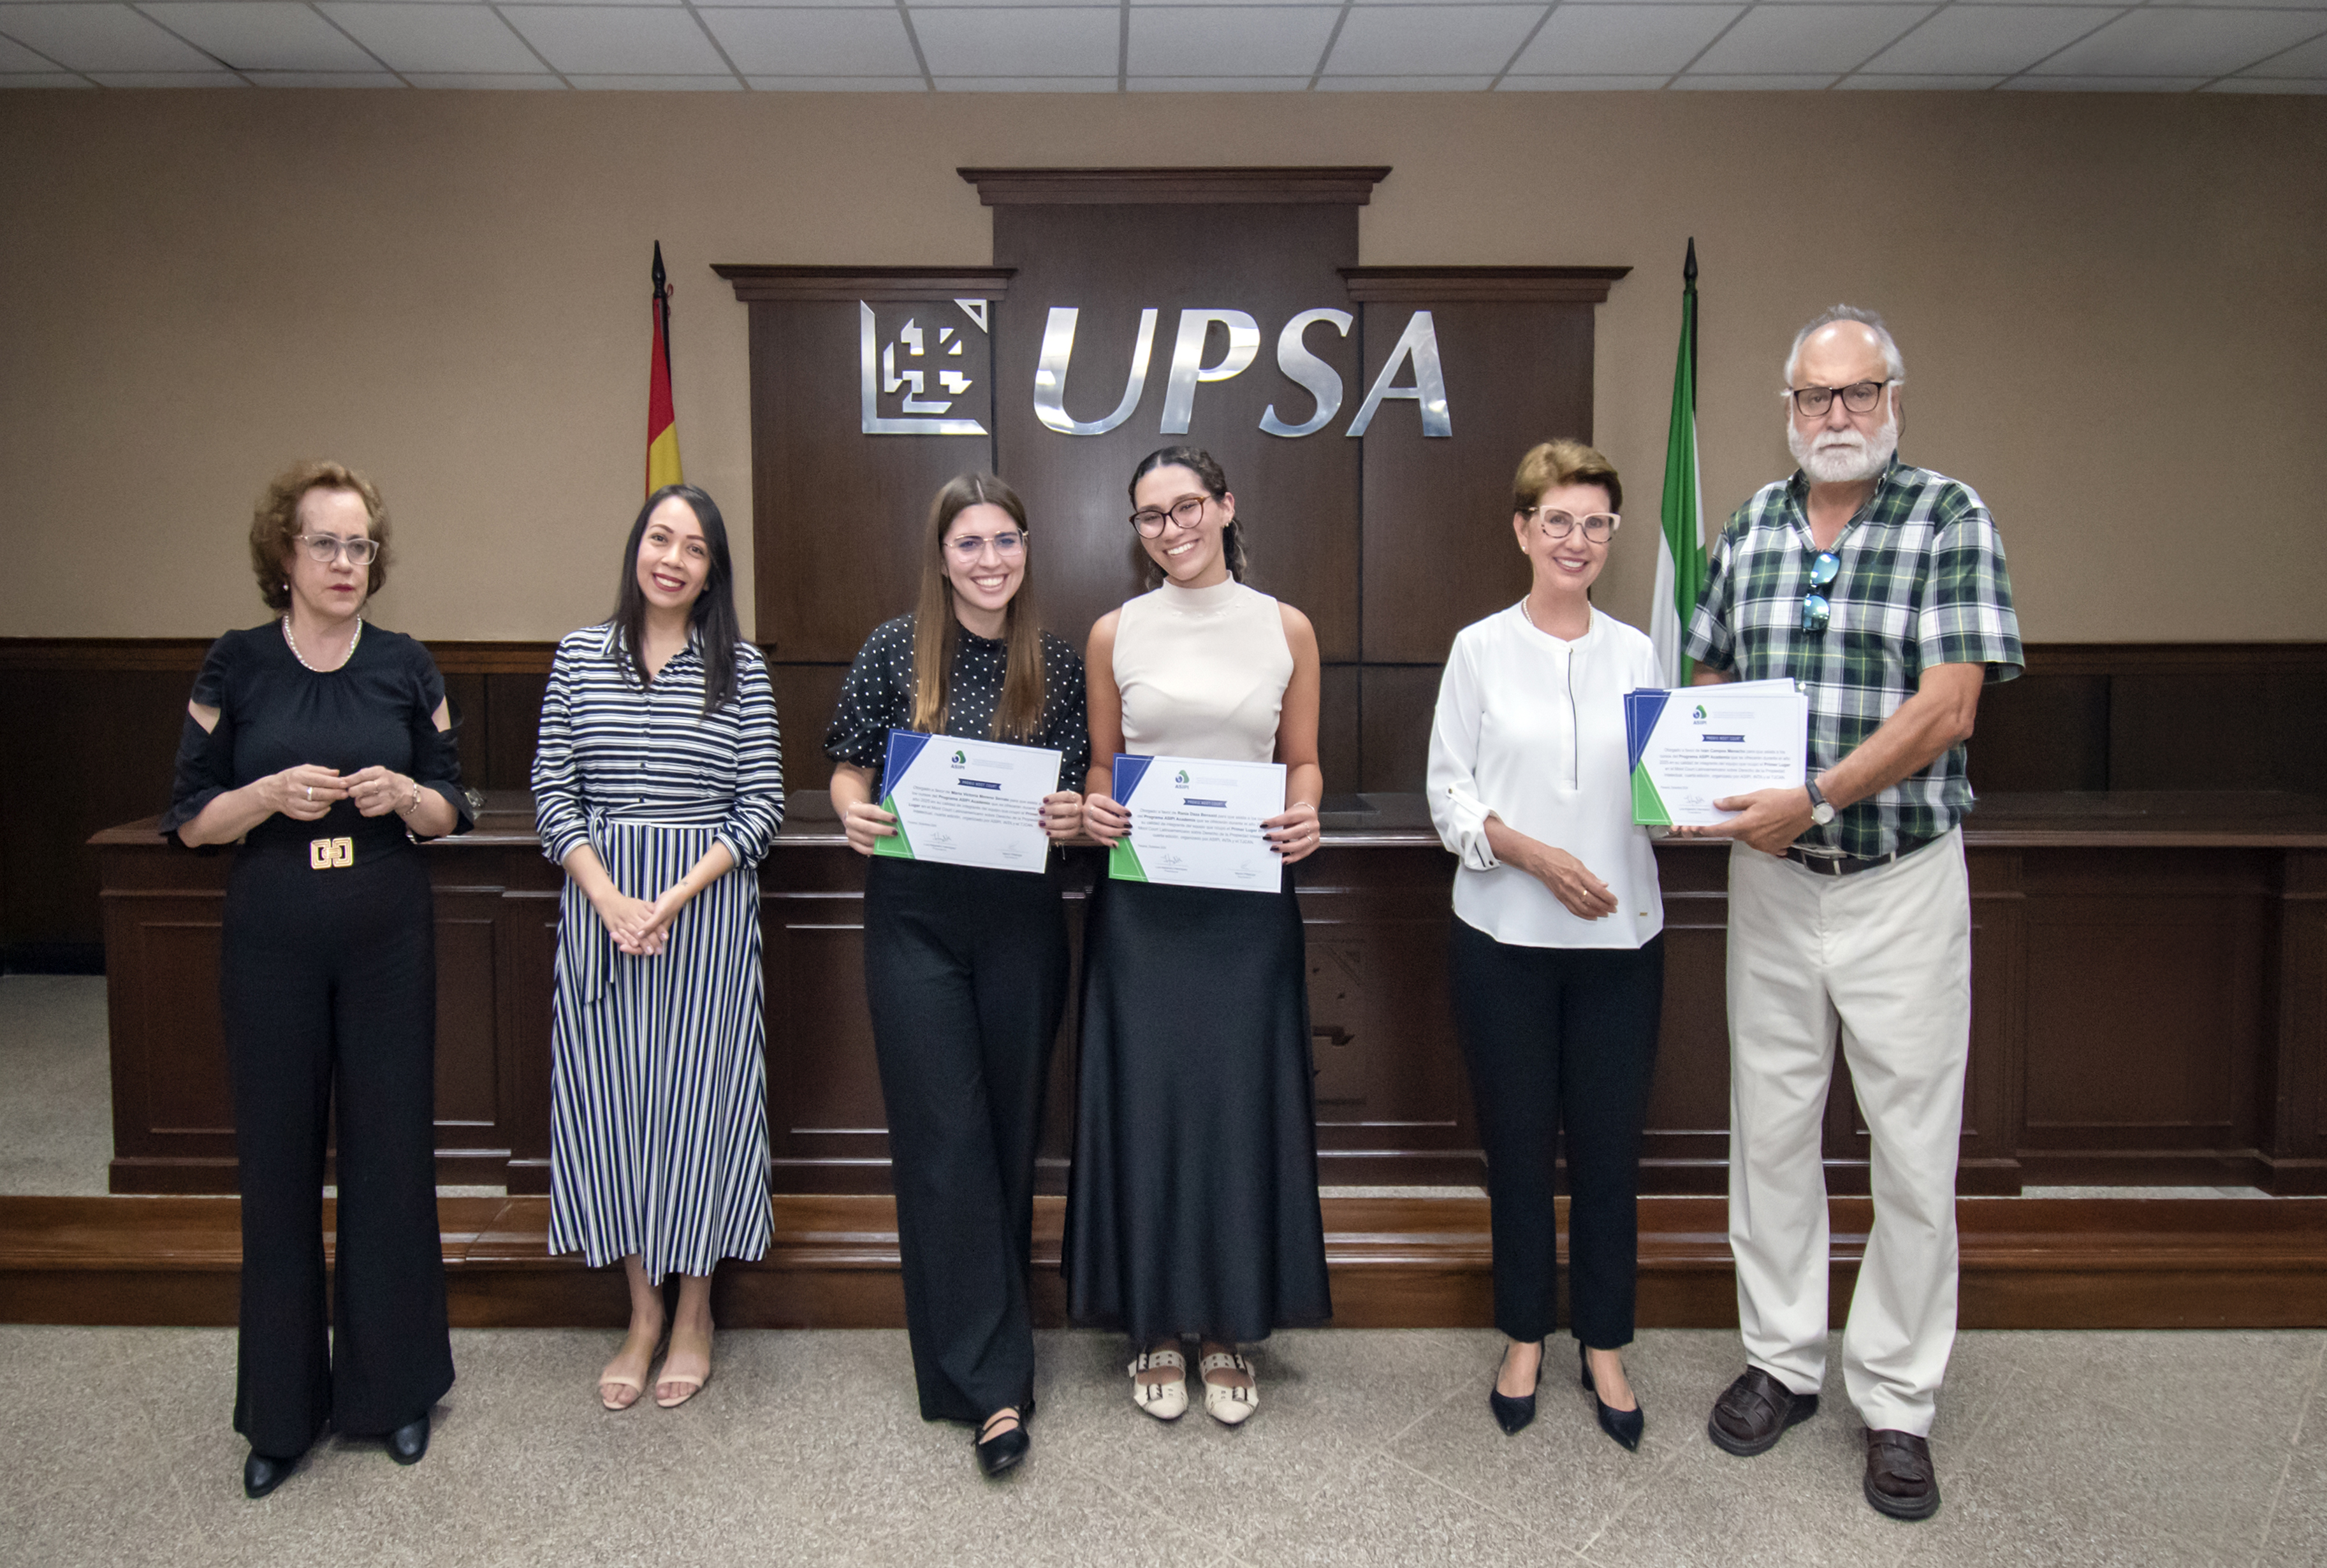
[1174,769,1190,787]
[1691,704,1708,723]
[951,750,967,767]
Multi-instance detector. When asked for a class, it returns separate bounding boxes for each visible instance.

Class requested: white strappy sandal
[1199,1351,1259,1426]
[1130,1347,1189,1421]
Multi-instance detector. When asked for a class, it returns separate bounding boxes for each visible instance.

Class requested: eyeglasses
[1786,381,1893,418]
[1522,507,1621,543]
[1130,495,1208,538]
[945,530,1025,563]
[1800,551,1841,634]
[298,534,379,567]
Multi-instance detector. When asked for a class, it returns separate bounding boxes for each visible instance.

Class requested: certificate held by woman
[873,729,1061,873]
[1104,751,1288,893]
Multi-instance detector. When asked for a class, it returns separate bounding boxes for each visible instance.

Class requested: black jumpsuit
[161,622,472,1458]
[824,614,1089,1422]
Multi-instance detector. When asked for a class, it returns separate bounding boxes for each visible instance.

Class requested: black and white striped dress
[533,625,785,1282]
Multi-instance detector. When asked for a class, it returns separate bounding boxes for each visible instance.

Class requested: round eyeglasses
[1800,551,1841,634]
[298,534,380,567]
[1786,381,1893,418]
[945,530,1025,563]
[1130,495,1208,538]
[1522,507,1620,543]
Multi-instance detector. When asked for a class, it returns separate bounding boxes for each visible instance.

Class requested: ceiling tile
[561,71,740,84]
[702,7,916,73]
[142,3,381,71]
[1839,70,2002,87]
[503,6,731,73]
[2207,75,2327,91]
[1323,4,1544,75]
[1497,71,1672,87]
[744,73,928,86]
[1672,70,1837,86]
[319,4,543,73]
[0,4,216,71]
[1861,6,2114,75]
[0,71,92,85]
[1126,73,1315,87]
[909,8,1118,75]
[2238,31,2327,75]
[2002,73,2203,89]
[2038,8,2325,76]
[88,68,247,82]
[246,68,402,82]
[1315,73,1496,87]
[1129,5,1336,75]
[1510,5,1740,75]
[405,69,564,85]
[0,29,61,69]
[1691,4,1930,73]
[931,73,1118,87]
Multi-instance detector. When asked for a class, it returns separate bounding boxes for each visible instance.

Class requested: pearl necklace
[282,613,361,673]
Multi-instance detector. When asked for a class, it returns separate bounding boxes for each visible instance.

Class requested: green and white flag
[1652,239,1709,687]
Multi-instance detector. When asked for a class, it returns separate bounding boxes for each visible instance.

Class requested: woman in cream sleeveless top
[1068,446,1332,1429]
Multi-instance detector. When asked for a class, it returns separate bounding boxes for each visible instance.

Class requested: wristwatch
[1804,776,1837,826]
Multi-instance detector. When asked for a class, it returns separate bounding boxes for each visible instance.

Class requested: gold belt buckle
[308,836,354,870]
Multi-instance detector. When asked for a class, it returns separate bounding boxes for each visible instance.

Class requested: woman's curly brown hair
[249,460,391,612]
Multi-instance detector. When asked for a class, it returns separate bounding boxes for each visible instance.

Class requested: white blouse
[1426,604,1665,950]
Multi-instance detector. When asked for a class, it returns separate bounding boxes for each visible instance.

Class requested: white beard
[1790,410,1898,484]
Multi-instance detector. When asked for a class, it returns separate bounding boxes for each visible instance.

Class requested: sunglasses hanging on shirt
[1801,551,1841,634]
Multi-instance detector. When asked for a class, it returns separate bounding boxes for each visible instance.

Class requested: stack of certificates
[1625,680,1808,828]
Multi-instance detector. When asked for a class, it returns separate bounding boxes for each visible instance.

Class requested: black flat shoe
[1580,1344,1645,1452]
[386,1415,430,1467]
[242,1449,298,1499]
[975,1409,1030,1478]
[1489,1341,1540,1435]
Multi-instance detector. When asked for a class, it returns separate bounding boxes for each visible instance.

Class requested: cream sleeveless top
[1112,577,1294,764]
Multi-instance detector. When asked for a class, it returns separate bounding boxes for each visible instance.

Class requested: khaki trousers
[1725,828,1970,1436]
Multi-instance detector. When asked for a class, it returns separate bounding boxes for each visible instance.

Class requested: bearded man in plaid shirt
[1683,306,2022,1522]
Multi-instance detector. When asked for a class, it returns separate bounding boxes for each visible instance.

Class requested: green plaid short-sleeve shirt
[1683,456,2024,859]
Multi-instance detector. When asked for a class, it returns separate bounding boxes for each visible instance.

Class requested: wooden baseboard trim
[7,1193,2324,1332]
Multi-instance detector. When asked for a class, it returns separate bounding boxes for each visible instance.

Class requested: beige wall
[1,89,2321,646]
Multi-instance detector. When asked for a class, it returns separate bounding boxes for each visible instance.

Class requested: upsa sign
[859,300,1451,441]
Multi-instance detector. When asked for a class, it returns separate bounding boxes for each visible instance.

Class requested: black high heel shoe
[975,1406,1031,1478]
[242,1449,300,1500]
[1488,1340,1541,1435]
[1580,1343,1644,1451]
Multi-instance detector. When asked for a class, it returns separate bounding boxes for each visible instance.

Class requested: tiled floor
[7,1323,2321,1567]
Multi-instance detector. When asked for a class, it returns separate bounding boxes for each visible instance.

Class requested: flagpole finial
[652,240,669,298]
[1684,237,1697,286]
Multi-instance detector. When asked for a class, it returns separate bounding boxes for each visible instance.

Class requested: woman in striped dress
[533,483,784,1412]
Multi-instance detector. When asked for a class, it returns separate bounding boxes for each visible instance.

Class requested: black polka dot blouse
[824,614,1091,792]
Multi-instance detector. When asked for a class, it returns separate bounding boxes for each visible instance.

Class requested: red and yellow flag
[646,242,682,495]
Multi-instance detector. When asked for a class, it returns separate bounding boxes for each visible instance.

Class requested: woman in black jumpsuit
[161,463,472,1499]
[825,473,1087,1478]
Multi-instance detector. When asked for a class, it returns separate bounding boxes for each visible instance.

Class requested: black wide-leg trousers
[864,855,1068,1423]
[220,836,454,1458]
[1449,918,1665,1349]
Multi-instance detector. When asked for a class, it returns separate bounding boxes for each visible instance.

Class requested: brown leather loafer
[1707,1367,1820,1456]
[1864,1428,1940,1520]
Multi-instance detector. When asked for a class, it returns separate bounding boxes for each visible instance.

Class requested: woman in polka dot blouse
[824,472,1089,1479]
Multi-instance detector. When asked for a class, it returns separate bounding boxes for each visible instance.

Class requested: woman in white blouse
[1426,440,1665,1451]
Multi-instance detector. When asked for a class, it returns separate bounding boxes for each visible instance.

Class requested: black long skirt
[1063,868,1331,1344]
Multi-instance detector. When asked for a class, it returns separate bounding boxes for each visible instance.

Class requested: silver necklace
[282,613,361,672]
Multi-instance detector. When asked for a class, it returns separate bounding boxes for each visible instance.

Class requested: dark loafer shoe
[1707,1367,1819,1456]
[386,1415,430,1466]
[242,1449,300,1500]
[975,1410,1030,1479]
[1864,1428,1940,1520]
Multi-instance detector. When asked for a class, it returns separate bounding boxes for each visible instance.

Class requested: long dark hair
[1129,445,1248,586]
[912,473,1047,742]
[610,483,741,715]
